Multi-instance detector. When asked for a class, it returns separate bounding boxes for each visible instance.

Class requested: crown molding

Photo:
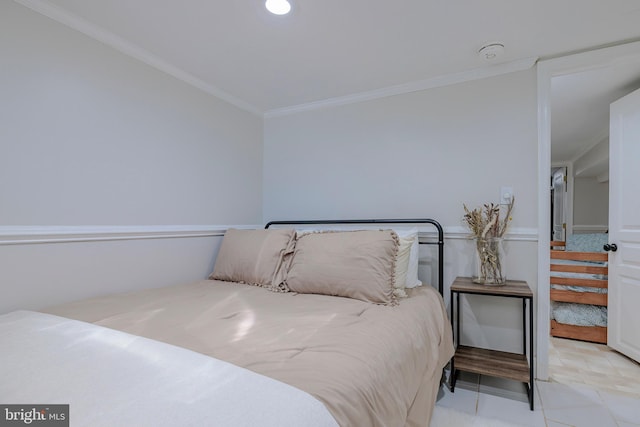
[12,0,263,117]
[0,225,261,245]
[264,57,538,118]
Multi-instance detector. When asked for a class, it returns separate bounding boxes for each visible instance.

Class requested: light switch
[500,186,513,204]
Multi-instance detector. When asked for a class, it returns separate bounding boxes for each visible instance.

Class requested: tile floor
[436,337,640,426]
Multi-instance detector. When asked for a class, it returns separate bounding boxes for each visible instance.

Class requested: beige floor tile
[582,376,623,391]
[550,376,586,387]
[548,337,640,402]
[604,351,640,368]
[551,364,589,377]
[585,360,616,375]
[559,348,602,360]
[609,383,640,398]
[548,360,564,369]
[615,366,640,380]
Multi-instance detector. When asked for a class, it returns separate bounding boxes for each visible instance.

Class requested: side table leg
[449,289,455,392]
[529,297,534,410]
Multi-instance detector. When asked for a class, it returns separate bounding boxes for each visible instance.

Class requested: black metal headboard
[265,219,444,296]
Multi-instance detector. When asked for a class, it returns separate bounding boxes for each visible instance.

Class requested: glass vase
[472,237,506,285]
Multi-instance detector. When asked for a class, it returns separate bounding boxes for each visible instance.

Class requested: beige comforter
[44,280,453,427]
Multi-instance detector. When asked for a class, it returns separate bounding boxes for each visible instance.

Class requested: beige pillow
[285,230,399,305]
[297,227,416,297]
[210,228,295,291]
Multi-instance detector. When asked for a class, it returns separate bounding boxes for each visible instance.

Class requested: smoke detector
[478,43,505,61]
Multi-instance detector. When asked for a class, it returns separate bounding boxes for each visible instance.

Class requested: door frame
[551,163,573,241]
[536,40,640,380]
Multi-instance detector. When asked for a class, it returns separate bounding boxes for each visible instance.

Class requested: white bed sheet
[0,311,338,427]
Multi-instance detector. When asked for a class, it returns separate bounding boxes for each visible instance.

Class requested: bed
[550,233,609,344]
[0,219,454,427]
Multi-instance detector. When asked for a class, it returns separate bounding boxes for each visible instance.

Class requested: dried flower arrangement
[463,198,514,284]
[463,198,515,239]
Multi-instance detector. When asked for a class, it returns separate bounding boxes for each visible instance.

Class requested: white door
[608,87,640,362]
[552,168,567,241]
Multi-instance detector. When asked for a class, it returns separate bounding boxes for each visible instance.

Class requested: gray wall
[1,1,262,226]
[264,69,539,352]
[574,177,609,233]
[0,2,263,313]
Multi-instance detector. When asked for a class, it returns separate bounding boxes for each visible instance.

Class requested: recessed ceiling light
[265,0,291,15]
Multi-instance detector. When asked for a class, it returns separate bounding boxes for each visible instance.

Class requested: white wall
[264,70,537,227]
[1,2,262,226]
[0,236,224,313]
[264,69,539,352]
[572,138,609,233]
[573,138,609,180]
[0,2,263,313]
[573,177,609,233]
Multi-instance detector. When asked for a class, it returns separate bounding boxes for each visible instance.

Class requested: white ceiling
[18,0,640,114]
[551,62,640,163]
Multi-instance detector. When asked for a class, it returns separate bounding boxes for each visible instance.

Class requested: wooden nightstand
[449,276,534,410]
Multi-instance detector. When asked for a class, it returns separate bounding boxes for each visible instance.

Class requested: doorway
[537,40,640,380]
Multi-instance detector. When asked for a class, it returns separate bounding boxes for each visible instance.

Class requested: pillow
[285,230,399,305]
[393,231,414,298]
[405,233,422,288]
[296,226,422,290]
[209,228,296,291]
[394,228,422,289]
